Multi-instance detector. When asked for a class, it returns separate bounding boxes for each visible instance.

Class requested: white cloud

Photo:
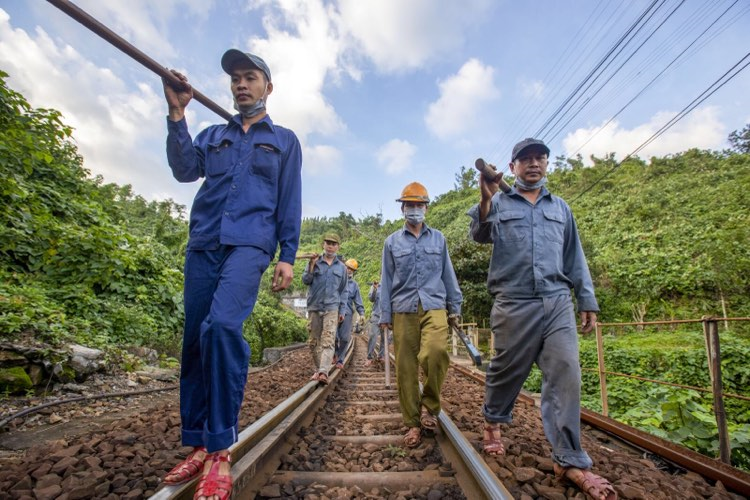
[338,0,493,72]
[562,106,726,162]
[303,145,343,175]
[424,58,500,139]
[377,139,417,175]
[0,9,183,204]
[70,0,213,60]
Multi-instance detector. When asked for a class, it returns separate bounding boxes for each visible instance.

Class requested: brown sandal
[554,463,617,500]
[403,426,421,447]
[482,422,505,456]
[318,372,329,385]
[163,446,207,485]
[420,407,438,430]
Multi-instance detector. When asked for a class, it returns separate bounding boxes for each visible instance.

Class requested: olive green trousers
[392,305,449,427]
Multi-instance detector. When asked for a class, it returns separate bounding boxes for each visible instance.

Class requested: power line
[569,51,750,203]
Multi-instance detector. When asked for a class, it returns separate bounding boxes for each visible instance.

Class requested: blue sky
[1,0,748,222]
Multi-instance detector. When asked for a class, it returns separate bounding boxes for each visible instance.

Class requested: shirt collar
[509,185,551,199]
[401,222,431,237]
[230,113,275,132]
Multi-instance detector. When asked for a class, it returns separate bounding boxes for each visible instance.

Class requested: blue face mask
[233,96,266,118]
[404,206,426,225]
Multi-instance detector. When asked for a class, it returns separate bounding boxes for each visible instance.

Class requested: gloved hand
[448,314,461,330]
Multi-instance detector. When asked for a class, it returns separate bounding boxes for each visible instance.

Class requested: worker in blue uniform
[161,49,302,500]
[468,138,616,500]
[302,233,349,384]
[334,258,365,368]
[379,182,463,448]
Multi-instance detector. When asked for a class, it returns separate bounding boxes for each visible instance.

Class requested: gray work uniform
[468,185,598,469]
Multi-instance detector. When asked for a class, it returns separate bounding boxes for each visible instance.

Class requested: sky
[1,0,749,222]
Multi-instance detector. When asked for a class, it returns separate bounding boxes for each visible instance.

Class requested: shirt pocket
[205,140,234,177]
[392,246,414,281]
[543,209,565,243]
[251,144,280,183]
[422,245,442,272]
[327,266,345,297]
[498,211,527,241]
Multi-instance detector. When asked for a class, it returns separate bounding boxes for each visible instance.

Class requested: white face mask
[404,206,426,225]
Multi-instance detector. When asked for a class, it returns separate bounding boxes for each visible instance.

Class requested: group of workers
[160,49,617,500]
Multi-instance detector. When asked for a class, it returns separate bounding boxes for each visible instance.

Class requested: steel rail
[449,363,750,496]
[45,0,233,121]
[149,339,355,499]
[436,410,514,499]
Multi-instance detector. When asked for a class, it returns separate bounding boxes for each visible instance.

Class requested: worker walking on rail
[379,182,463,448]
[468,138,617,500]
[365,280,386,366]
[303,233,349,384]
[334,259,365,368]
[161,50,302,500]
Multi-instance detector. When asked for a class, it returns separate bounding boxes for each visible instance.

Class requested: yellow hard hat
[396,182,430,203]
[345,258,359,271]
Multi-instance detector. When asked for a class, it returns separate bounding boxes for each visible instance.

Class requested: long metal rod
[46,0,233,121]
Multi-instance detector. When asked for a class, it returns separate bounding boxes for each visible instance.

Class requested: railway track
[2,335,748,498]
[153,336,511,499]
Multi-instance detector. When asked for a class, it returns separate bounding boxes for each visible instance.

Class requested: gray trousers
[483,294,593,469]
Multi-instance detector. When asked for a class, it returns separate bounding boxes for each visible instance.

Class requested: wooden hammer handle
[475,158,512,194]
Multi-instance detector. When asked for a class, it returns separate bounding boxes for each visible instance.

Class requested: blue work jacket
[368,285,381,321]
[467,186,599,312]
[379,223,463,325]
[344,278,365,317]
[166,114,302,263]
[302,256,349,314]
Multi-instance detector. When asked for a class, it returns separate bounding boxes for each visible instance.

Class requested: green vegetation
[2,71,749,467]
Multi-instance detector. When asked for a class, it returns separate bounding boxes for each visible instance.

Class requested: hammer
[474,158,512,194]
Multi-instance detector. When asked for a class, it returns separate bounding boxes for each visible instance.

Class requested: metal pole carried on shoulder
[46,0,233,121]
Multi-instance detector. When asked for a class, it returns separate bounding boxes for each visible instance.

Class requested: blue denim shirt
[166,114,302,263]
[467,187,599,312]
[368,285,380,321]
[302,256,349,314]
[344,278,365,316]
[379,224,463,325]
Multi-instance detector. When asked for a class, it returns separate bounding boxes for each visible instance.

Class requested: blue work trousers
[483,294,593,469]
[335,312,353,361]
[180,245,270,453]
[367,320,386,359]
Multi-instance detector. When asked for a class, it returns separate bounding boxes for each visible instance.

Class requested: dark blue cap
[511,138,550,161]
[221,49,272,82]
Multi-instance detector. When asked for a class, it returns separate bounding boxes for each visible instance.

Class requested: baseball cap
[221,49,272,82]
[322,233,341,244]
[511,138,550,161]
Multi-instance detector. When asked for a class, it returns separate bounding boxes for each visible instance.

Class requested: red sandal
[163,446,207,485]
[193,452,232,500]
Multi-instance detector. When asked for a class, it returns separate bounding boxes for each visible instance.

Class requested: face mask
[404,206,426,225]
[514,176,547,191]
[233,96,266,118]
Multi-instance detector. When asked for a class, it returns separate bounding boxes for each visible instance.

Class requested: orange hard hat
[345,258,359,271]
[396,182,430,203]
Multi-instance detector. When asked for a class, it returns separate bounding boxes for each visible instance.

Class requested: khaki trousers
[392,305,449,427]
[308,310,338,374]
